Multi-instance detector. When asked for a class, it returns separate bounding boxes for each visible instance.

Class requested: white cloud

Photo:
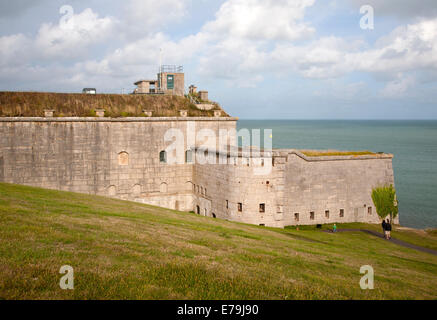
[1,0,437,99]
[35,8,116,59]
[123,0,189,35]
[380,74,416,98]
[0,33,31,67]
[203,0,315,42]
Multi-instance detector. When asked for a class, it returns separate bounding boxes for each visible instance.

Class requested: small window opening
[259,203,266,213]
[160,151,167,163]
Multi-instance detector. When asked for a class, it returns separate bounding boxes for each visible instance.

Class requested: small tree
[371,185,399,224]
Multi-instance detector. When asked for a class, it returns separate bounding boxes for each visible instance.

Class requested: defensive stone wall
[0,117,237,211]
[193,153,285,228]
[192,149,397,228]
[0,117,397,228]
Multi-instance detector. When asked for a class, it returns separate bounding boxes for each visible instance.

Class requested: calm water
[238,120,437,229]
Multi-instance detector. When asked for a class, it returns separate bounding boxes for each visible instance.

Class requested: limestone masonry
[0,89,397,228]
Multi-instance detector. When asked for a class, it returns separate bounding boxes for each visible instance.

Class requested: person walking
[333,224,337,233]
[382,220,387,239]
[386,219,392,240]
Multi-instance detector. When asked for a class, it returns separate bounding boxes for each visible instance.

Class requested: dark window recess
[159,151,167,163]
[368,207,372,215]
[259,203,266,213]
[310,212,315,220]
[325,210,330,219]
[295,213,300,222]
[196,206,200,215]
[238,203,243,212]
[340,209,345,218]
[226,200,229,209]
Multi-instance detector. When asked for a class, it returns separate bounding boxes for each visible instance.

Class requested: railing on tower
[160,65,184,73]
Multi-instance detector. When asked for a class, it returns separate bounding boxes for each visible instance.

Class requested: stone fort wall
[0,118,397,227]
[282,151,398,227]
[192,150,397,228]
[0,117,237,211]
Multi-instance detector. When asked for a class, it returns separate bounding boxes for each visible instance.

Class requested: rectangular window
[259,203,266,213]
[295,213,300,222]
[238,203,243,212]
[167,75,174,89]
[310,212,315,220]
[226,200,229,209]
[340,209,345,218]
[160,151,167,163]
[368,207,372,215]
[325,210,330,219]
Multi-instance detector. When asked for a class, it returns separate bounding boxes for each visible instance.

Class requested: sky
[1,0,437,119]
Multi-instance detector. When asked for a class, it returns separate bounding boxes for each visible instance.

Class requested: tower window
[295,213,300,222]
[340,209,345,218]
[325,210,330,219]
[238,203,243,212]
[310,212,315,220]
[368,207,372,215]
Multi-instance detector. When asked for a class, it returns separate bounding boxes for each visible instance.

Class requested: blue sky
[1,0,437,119]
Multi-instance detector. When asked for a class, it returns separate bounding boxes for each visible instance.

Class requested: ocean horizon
[238,120,437,230]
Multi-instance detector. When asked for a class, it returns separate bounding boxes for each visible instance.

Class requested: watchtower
[158,65,185,96]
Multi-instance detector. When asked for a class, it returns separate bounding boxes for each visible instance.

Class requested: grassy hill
[0,183,436,300]
[0,91,227,118]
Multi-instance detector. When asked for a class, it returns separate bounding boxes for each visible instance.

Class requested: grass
[301,150,377,157]
[1,183,437,300]
[0,92,228,118]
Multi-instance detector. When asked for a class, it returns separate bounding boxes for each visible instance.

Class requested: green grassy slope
[0,183,436,300]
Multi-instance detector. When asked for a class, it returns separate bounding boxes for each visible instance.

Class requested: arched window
[185,150,193,163]
[160,151,167,163]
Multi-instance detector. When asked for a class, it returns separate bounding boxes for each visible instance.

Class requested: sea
[238,120,437,229]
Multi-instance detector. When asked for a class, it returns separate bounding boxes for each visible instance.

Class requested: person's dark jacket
[382,221,387,231]
[386,223,392,232]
